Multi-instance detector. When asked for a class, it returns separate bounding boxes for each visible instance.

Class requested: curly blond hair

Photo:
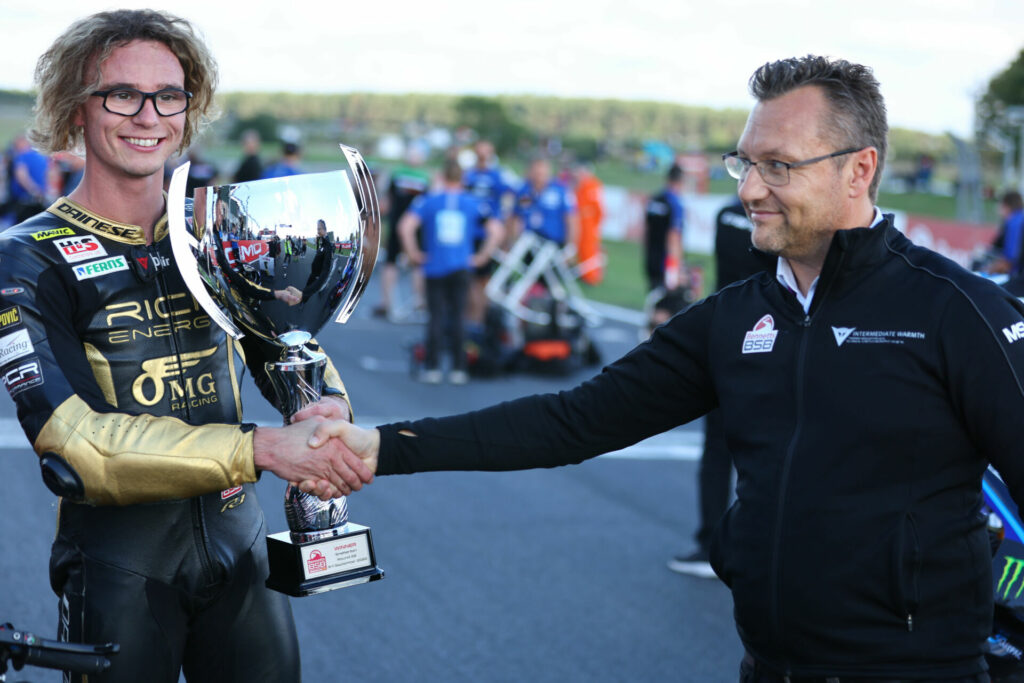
[30,9,218,154]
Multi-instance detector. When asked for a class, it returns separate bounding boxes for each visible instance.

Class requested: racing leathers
[0,197,350,682]
[374,215,1024,679]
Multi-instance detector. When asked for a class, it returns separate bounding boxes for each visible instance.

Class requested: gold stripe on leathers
[34,395,257,505]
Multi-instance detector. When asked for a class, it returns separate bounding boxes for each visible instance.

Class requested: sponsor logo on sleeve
[31,227,76,241]
[1003,321,1024,344]
[0,288,25,297]
[73,255,128,281]
[54,235,107,263]
[0,329,34,365]
[0,306,21,331]
[2,359,43,397]
[742,314,779,354]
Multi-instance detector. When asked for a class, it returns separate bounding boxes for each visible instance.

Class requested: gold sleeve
[34,395,257,506]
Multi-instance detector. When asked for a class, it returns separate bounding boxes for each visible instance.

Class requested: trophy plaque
[168,145,384,596]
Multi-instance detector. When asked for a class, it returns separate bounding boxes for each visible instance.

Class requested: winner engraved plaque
[168,145,384,596]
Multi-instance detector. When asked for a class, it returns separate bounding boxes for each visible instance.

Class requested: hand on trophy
[253,419,374,500]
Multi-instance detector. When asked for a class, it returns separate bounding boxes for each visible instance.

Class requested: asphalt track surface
[0,276,742,682]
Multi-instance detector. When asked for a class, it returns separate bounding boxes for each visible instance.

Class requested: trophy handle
[334,145,380,324]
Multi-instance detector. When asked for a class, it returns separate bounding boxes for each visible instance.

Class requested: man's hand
[307,421,381,480]
[289,395,354,496]
[252,417,373,500]
[274,286,302,306]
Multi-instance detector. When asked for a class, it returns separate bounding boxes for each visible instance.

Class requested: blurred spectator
[643,164,686,293]
[510,157,578,248]
[571,162,604,285]
[399,159,502,385]
[6,135,50,223]
[463,139,513,324]
[915,153,934,193]
[233,129,263,183]
[262,141,303,179]
[53,151,85,195]
[373,146,430,319]
[986,190,1024,277]
[184,147,218,196]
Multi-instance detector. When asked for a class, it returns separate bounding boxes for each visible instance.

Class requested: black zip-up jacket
[376,216,1024,678]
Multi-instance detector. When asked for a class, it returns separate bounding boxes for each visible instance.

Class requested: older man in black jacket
[307,56,1024,682]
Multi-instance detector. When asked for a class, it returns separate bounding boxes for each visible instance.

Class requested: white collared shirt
[776,207,884,313]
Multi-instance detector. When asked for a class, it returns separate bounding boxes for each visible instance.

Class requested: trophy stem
[265,342,349,541]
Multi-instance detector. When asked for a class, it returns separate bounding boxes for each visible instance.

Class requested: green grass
[584,240,715,310]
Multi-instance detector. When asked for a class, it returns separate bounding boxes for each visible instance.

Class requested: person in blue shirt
[990,190,1024,277]
[463,140,512,218]
[643,164,686,293]
[399,159,503,384]
[9,134,50,223]
[463,139,514,325]
[261,141,302,179]
[511,157,578,247]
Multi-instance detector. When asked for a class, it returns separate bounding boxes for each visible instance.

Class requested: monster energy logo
[997,555,1024,600]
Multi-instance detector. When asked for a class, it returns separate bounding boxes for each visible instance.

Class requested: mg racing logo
[131,346,220,409]
[742,314,779,354]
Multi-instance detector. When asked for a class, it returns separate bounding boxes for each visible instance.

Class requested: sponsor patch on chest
[73,255,128,281]
[742,314,779,354]
[831,326,926,346]
[54,235,107,263]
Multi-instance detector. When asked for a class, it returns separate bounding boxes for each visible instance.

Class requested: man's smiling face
[75,40,186,183]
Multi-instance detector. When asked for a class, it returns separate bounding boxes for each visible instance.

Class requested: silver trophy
[168,145,383,596]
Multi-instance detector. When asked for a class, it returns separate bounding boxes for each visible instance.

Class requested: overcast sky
[2,0,1020,139]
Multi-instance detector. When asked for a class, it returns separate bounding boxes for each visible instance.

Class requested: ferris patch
[73,255,128,281]
[54,235,107,263]
[742,314,779,354]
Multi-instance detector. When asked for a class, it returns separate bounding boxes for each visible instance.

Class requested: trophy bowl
[168,145,384,596]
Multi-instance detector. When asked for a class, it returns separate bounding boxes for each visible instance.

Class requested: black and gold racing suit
[0,198,349,682]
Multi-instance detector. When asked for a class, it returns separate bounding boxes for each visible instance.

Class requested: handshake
[252,397,381,501]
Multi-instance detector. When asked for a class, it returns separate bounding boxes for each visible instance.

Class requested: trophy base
[266,523,384,597]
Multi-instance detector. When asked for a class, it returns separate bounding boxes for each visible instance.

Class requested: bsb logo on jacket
[742,314,778,354]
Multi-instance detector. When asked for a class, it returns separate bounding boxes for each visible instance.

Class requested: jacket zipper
[153,240,216,582]
[770,311,811,671]
[771,252,846,675]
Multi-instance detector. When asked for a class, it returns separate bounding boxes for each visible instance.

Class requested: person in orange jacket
[571,163,604,285]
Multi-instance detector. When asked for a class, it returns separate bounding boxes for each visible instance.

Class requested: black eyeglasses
[722,147,864,187]
[91,87,192,117]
